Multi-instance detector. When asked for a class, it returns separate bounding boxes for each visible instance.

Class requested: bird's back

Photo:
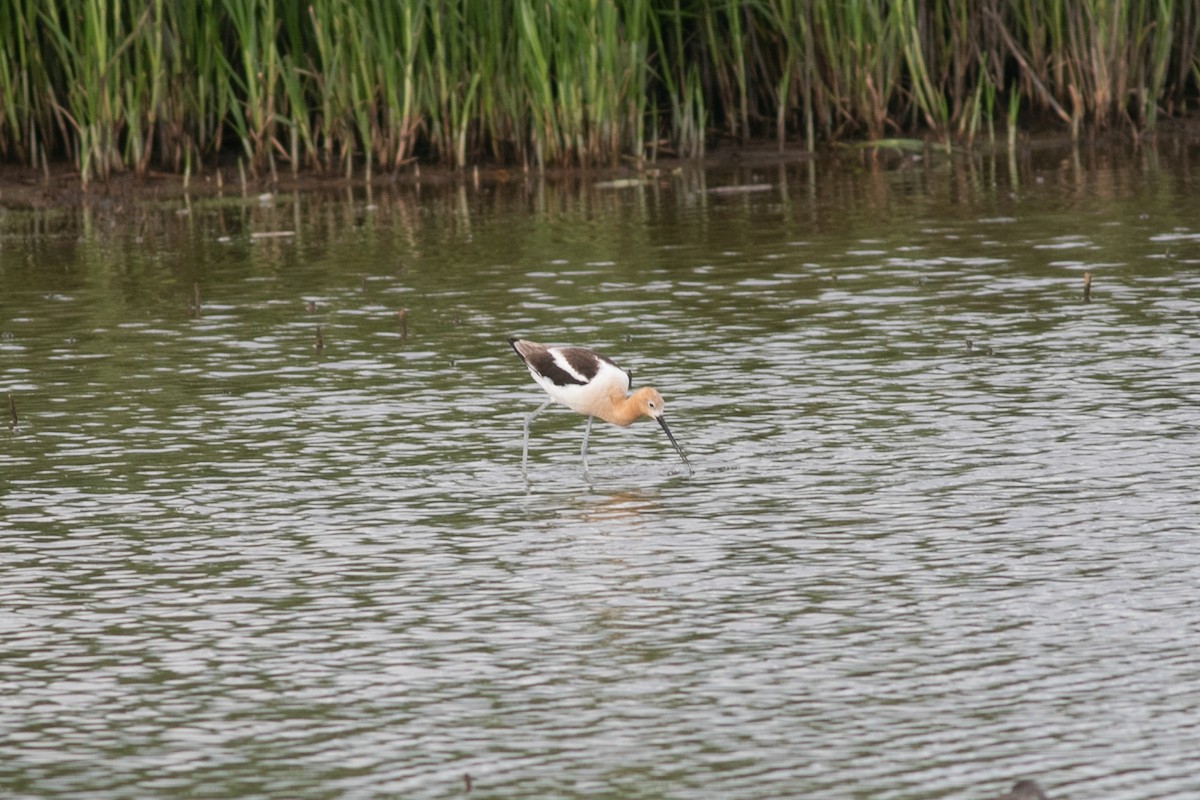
[509,338,632,416]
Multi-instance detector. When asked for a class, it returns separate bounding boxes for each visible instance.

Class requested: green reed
[4,0,1200,184]
[36,0,144,184]
[0,0,40,165]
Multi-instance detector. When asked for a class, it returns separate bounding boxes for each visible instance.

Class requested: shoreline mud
[2,126,1196,212]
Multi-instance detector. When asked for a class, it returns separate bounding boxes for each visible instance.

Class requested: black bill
[657,414,693,473]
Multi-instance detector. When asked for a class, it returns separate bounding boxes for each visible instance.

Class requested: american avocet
[508,337,692,474]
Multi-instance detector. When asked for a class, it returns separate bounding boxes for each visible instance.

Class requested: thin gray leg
[580,415,593,473]
[522,399,551,475]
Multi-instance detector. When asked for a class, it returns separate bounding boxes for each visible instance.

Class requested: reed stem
[3,0,1200,181]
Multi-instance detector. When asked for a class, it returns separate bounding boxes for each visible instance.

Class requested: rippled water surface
[3,148,1200,799]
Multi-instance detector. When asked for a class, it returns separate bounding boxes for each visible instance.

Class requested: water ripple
[3,163,1200,799]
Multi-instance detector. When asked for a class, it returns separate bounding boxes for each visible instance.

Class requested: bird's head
[630,387,666,420]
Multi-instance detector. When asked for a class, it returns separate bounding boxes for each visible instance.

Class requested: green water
[2,148,1199,799]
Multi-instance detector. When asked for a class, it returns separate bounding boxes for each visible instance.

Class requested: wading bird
[508,337,691,475]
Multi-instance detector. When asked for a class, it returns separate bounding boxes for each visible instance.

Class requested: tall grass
[3,0,1200,184]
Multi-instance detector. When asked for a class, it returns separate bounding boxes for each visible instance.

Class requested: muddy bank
[0,129,1191,212]
[1,144,809,211]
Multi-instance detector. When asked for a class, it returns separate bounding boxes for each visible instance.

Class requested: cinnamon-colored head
[630,386,666,420]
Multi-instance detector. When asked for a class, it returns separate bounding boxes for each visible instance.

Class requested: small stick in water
[315,325,325,352]
[7,392,16,427]
[397,308,408,340]
[190,283,202,318]
[1083,271,1092,303]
